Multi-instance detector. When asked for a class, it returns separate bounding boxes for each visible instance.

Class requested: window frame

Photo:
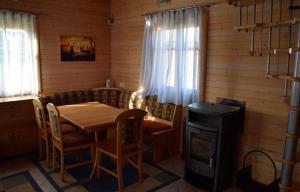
[0,12,40,100]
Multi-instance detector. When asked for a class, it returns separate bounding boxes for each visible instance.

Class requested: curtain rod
[0,8,47,16]
[141,0,227,16]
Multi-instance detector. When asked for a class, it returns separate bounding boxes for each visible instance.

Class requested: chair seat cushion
[46,124,76,135]
[142,120,172,134]
[97,139,139,155]
[62,132,93,148]
[60,118,69,124]
[46,118,70,127]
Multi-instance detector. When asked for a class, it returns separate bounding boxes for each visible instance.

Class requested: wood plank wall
[0,0,299,189]
[0,0,110,159]
[0,100,38,158]
[0,0,111,93]
[111,0,300,189]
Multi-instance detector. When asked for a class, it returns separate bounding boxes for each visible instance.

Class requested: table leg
[89,131,98,179]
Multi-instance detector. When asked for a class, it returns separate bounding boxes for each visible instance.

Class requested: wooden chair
[46,103,94,181]
[33,98,51,167]
[32,98,76,168]
[90,109,147,192]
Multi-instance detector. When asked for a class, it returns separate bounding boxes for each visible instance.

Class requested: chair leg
[96,151,102,177]
[90,145,95,164]
[38,135,44,160]
[60,150,65,182]
[117,158,124,192]
[79,149,83,161]
[52,145,56,171]
[138,151,144,183]
[45,139,50,168]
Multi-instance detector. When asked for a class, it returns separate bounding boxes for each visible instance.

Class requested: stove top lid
[187,102,240,116]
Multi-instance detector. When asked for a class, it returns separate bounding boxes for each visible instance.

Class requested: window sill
[0,95,36,103]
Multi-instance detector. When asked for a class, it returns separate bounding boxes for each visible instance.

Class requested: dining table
[58,102,141,179]
[57,102,126,132]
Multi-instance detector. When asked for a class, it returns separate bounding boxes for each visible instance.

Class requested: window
[154,27,199,89]
[139,7,202,105]
[0,11,39,98]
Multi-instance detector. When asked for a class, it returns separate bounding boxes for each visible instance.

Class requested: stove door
[186,125,217,178]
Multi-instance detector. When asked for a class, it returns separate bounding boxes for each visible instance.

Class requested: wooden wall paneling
[0,0,299,188]
[199,8,209,102]
[0,100,38,159]
[111,0,300,189]
[0,0,111,93]
[0,0,111,158]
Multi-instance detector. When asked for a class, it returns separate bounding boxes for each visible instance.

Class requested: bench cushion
[141,95,157,111]
[40,89,94,107]
[140,95,176,122]
[151,102,176,121]
[143,120,172,134]
[93,88,120,107]
[118,90,134,109]
[46,124,76,135]
[40,88,121,109]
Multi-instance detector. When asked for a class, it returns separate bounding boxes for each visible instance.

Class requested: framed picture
[60,36,95,61]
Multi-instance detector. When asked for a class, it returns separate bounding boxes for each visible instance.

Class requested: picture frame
[60,36,95,61]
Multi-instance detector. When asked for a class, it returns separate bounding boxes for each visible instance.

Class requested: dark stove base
[184,168,214,191]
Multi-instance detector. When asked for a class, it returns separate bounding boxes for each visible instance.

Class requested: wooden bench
[39,89,182,162]
[39,88,122,109]
[132,94,182,162]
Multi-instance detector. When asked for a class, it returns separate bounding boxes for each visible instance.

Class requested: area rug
[32,155,180,192]
[0,171,42,192]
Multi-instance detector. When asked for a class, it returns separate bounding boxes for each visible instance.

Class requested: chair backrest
[115,109,147,154]
[32,98,47,132]
[46,103,62,142]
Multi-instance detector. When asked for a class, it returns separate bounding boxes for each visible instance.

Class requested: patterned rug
[0,171,42,192]
[32,155,180,192]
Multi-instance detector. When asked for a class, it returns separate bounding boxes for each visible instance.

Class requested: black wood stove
[185,102,244,192]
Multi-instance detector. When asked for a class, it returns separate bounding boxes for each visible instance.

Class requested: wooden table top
[58,102,126,132]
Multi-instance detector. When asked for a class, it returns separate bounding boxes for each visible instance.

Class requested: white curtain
[0,10,39,97]
[139,7,202,105]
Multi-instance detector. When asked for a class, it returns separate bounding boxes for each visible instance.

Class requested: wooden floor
[0,154,242,192]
